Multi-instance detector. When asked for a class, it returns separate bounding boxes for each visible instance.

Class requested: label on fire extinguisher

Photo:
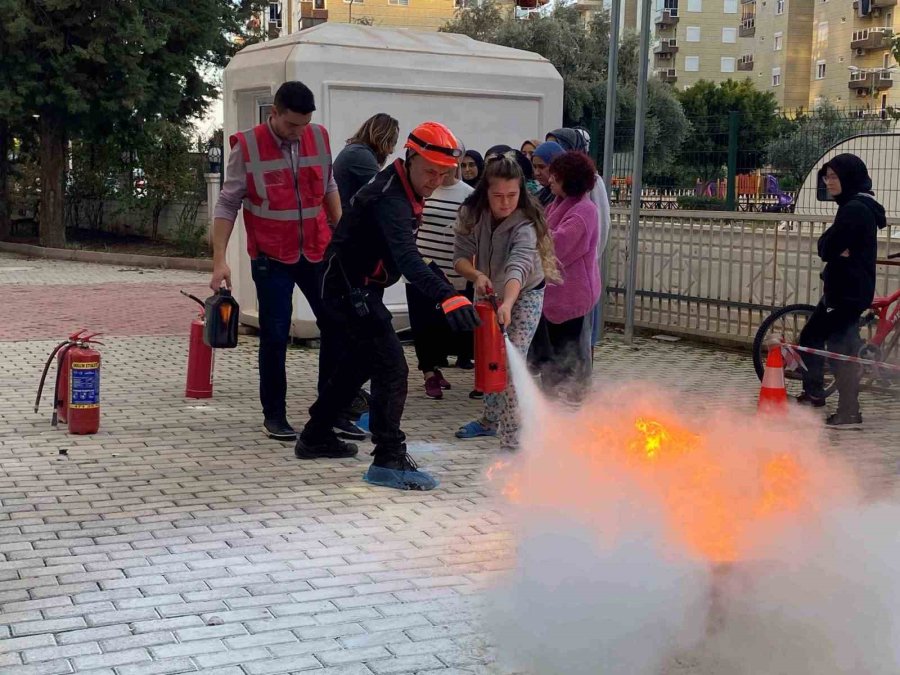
[70,362,100,409]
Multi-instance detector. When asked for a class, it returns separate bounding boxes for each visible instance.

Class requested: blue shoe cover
[363,465,439,491]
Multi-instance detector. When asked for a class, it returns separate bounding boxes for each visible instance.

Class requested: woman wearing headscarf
[797,153,886,426]
[521,139,541,161]
[461,150,484,188]
[531,141,565,207]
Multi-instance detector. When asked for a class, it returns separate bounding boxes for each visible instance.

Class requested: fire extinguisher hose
[34,340,71,415]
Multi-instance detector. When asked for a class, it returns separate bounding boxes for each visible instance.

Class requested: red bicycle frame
[868,288,900,346]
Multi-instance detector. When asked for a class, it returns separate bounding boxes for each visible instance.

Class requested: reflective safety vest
[230,122,333,264]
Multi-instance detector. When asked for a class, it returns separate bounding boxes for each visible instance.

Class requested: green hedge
[676,195,729,211]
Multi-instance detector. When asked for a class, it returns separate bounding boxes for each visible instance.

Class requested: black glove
[441,295,481,332]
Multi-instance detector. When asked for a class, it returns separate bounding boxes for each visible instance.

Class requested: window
[721,57,736,72]
[774,32,783,50]
[772,67,782,86]
[722,27,737,42]
[687,0,702,11]
[817,21,829,43]
[816,60,826,79]
[885,53,893,69]
[686,26,701,41]
[685,56,700,71]
[314,0,325,7]
[724,0,738,13]
[389,0,408,4]
[776,0,785,13]
[268,1,282,26]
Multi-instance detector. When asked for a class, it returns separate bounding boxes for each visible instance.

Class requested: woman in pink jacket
[533,151,601,400]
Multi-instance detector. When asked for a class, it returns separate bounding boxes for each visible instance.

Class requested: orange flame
[489,412,814,565]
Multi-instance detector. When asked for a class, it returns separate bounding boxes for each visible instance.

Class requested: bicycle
[752,252,900,399]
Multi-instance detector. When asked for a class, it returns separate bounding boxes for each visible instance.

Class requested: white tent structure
[223,24,564,337]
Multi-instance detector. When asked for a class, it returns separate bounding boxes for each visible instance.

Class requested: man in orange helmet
[294,122,480,491]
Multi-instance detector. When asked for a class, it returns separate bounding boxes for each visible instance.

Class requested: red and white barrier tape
[780,343,900,374]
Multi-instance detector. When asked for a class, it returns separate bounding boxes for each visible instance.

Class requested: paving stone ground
[1,252,898,674]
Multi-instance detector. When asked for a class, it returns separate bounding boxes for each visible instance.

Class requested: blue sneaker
[363,452,438,491]
[455,420,497,439]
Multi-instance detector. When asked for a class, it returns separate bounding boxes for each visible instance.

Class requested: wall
[71,200,210,241]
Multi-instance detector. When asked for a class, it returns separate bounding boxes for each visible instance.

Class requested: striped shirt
[415,181,473,291]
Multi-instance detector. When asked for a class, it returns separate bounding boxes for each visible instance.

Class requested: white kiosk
[223,23,563,337]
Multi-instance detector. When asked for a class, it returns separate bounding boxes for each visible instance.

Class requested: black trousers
[304,289,408,460]
[531,314,593,399]
[405,272,473,372]
[251,255,345,421]
[799,299,864,413]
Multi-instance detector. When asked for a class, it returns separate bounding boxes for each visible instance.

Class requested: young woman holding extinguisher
[452,155,560,448]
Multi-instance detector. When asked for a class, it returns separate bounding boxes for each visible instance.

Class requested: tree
[440,4,689,174]
[1,0,263,248]
[675,79,781,180]
[765,102,878,188]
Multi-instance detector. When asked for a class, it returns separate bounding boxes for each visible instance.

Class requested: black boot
[264,418,297,441]
[295,431,359,459]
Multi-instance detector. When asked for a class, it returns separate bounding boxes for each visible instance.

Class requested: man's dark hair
[274,81,316,115]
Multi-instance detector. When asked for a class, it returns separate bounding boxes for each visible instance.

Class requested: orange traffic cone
[758,344,788,414]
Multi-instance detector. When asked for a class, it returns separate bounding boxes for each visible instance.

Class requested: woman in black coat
[798,153,886,426]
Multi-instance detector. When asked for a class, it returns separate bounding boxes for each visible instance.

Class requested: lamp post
[207,145,222,175]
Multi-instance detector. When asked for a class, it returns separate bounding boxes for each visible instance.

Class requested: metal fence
[588,109,900,213]
[604,209,900,345]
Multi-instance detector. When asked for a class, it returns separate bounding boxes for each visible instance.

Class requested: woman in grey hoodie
[453,156,560,448]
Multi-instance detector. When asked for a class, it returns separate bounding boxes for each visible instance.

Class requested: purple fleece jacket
[543,194,601,324]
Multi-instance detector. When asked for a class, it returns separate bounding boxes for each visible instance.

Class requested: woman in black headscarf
[798,153,886,426]
[461,150,484,188]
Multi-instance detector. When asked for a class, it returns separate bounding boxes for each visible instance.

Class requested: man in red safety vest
[210,81,365,444]
[294,122,480,490]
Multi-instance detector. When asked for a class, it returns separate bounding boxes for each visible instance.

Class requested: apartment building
[655,0,899,111]
[807,0,898,112]
[652,0,743,89]
[256,0,539,34]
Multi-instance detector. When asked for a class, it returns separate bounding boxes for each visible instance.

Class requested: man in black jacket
[798,153,887,426]
[294,122,480,490]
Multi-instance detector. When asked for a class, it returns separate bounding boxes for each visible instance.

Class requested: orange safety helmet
[405,122,462,168]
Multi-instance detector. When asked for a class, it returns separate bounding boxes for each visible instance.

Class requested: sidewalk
[1,252,897,674]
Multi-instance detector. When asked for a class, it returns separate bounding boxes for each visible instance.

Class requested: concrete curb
[0,241,212,272]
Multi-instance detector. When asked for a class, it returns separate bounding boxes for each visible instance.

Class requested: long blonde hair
[346,113,400,166]
[457,156,560,283]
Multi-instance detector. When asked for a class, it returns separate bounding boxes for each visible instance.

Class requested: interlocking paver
[2,252,898,674]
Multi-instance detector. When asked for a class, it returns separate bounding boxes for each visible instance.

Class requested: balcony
[299,1,328,20]
[655,8,679,28]
[851,27,893,51]
[739,15,756,37]
[656,68,678,83]
[848,70,895,92]
[740,0,755,4]
[738,54,754,71]
[853,0,897,12]
[653,38,679,56]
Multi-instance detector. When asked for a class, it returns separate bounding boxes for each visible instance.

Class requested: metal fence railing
[604,209,900,344]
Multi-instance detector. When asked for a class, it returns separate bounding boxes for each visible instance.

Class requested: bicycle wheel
[866,326,900,391]
[752,304,837,399]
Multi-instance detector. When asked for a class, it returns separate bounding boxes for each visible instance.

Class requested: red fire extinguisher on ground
[181,291,214,399]
[474,295,508,394]
[35,330,102,435]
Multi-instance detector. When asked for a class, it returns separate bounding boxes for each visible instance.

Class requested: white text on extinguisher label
[70,362,100,409]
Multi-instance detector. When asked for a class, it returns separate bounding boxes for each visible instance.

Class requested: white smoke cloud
[489,346,900,675]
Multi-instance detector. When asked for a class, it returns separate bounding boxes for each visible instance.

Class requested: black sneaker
[825,411,863,427]
[455,358,474,370]
[295,434,359,459]
[264,419,297,442]
[334,417,367,441]
[469,390,484,400]
[795,392,826,408]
